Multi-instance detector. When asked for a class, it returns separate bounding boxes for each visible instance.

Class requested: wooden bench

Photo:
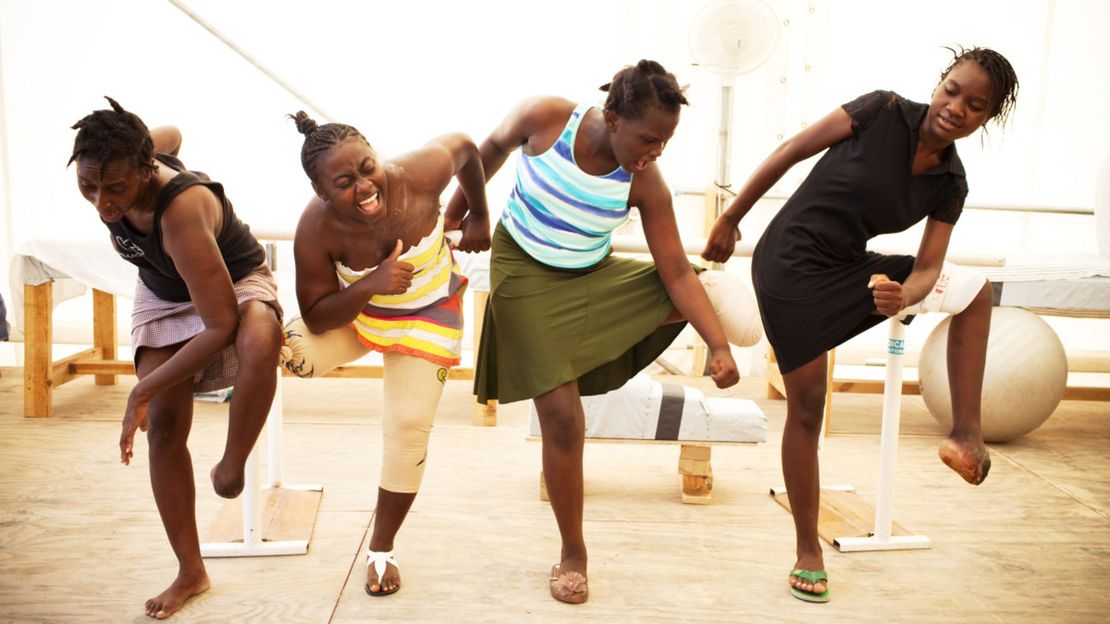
[21,281,499,424]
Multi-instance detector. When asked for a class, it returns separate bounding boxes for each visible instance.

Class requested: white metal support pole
[267,374,285,488]
[200,242,322,558]
[834,317,931,552]
[200,373,316,557]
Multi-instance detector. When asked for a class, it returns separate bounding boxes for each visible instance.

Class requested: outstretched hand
[707,347,740,389]
[701,217,741,264]
[120,389,150,465]
[869,274,905,317]
[368,240,414,295]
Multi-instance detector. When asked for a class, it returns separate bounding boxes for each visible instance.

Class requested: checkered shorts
[130,264,282,392]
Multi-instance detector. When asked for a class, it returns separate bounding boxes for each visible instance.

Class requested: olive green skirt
[474,223,685,404]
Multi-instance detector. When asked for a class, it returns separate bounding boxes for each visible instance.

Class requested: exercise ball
[918,307,1067,442]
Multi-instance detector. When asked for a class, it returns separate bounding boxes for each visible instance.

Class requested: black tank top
[104,154,265,302]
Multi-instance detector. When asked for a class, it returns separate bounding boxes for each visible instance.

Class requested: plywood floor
[0,368,1107,623]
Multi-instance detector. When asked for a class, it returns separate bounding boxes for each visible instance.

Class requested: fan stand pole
[715,82,734,219]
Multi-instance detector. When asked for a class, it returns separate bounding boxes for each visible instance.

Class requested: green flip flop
[789,568,830,603]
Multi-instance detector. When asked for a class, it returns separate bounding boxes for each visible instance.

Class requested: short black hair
[69,96,156,173]
[940,46,1019,127]
[288,111,369,182]
[600,59,689,119]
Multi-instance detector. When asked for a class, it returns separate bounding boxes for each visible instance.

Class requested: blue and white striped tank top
[501,103,633,268]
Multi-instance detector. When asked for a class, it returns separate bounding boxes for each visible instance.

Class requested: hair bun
[291,111,318,136]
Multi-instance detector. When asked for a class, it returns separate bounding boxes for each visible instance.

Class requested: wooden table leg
[92,289,117,386]
[470,289,497,426]
[679,444,713,504]
[23,282,53,418]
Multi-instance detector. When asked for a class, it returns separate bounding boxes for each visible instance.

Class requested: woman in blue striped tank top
[448,60,747,604]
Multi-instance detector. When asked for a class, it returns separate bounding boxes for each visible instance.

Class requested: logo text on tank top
[114,236,145,259]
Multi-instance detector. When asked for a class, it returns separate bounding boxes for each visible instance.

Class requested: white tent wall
[1,0,1106,360]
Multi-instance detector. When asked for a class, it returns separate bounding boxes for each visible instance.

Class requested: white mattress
[528,373,766,443]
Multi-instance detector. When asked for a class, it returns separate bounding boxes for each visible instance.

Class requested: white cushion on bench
[528,373,766,443]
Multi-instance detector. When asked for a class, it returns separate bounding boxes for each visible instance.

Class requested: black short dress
[753,90,968,374]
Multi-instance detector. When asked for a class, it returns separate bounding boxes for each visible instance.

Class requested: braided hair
[600,59,689,119]
[289,111,369,182]
[940,46,1019,127]
[68,97,156,173]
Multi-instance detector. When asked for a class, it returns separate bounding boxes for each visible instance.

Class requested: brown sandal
[549,564,588,604]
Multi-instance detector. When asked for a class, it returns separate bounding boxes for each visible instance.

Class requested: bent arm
[444,97,570,223]
[702,107,854,262]
[721,107,853,224]
[903,217,954,305]
[636,167,730,352]
[132,186,239,400]
[293,204,380,334]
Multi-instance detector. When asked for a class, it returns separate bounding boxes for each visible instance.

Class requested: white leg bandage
[902,262,987,316]
[698,270,763,347]
[279,317,370,378]
[380,351,449,493]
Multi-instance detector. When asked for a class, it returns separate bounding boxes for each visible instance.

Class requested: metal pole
[873,317,906,539]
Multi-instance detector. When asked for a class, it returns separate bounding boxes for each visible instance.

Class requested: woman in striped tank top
[282,112,489,597]
[449,60,750,604]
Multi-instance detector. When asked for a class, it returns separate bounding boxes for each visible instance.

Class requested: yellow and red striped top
[335,217,467,367]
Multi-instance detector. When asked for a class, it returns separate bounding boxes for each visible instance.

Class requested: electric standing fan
[689,0,781,218]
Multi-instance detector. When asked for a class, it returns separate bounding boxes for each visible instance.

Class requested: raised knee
[237,320,282,367]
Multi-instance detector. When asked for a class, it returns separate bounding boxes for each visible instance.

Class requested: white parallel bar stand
[200,371,324,558]
[833,317,931,552]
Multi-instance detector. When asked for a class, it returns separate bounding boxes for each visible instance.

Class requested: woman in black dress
[702,47,1018,602]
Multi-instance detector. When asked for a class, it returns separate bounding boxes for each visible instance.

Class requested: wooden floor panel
[0,370,1107,623]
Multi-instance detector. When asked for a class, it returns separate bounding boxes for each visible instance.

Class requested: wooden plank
[766,347,786,400]
[472,399,497,427]
[70,360,135,375]
[1063,387,1110,401]
[679,444,712,461]
[280,365,475,380]
[525,435,752,447]
[830,378,921,395]
[91,289,118,386]
[771,487,914,548]
[470,290,498,426]
[51,348,101,386]
[23,282,53,418]
[205,488,323,544]
[823,349,836,436]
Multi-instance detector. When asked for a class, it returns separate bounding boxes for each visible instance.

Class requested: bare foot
[549,556,588,604]
[366,553,400,596]
[789,553,827,597]
[209,461,244,499]
[144,570,210,619]
[938,436,991,485]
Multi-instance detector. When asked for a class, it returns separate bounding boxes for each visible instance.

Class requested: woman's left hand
[707,347,740,389]
[869,274,906,316]
[119,387,151,465]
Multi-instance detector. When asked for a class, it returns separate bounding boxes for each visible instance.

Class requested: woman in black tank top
[69,97,282,620]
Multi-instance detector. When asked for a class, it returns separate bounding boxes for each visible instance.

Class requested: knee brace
[279,317,370,378]
[902,262,987,316]
[698,269,764,347]
[379,352,449,493]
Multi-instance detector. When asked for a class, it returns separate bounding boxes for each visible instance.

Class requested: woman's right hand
[701,216,741,263]
[707,346,740,389]
[120,387,151,465]
[366,240,414,295]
